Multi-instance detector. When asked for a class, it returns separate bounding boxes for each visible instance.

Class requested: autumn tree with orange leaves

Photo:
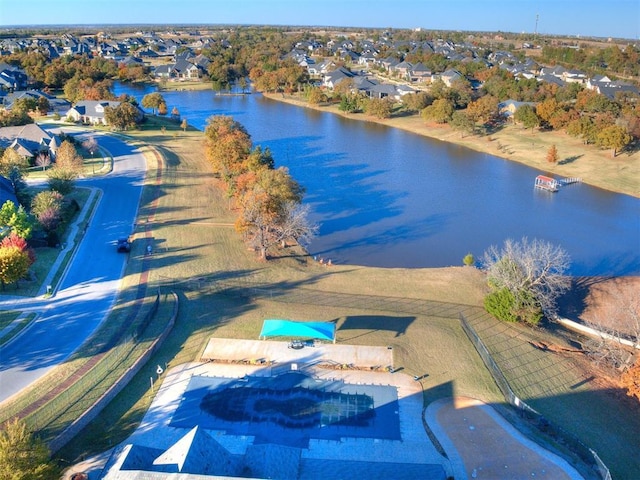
[204,116,316,259]
[621,360,640,402]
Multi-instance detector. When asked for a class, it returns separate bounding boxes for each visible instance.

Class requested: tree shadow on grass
[555,276,614,320]
[558,154,583,165]
[338,315,416,340]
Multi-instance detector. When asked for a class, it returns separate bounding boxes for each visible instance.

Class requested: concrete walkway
[425,397,585,480]
[202,337,394,369]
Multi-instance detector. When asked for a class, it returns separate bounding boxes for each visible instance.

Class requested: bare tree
[274,202,318,249]
[35,152,51,171]
[582,280,640,368]
[82,137,99,157]
[482,237,571,323]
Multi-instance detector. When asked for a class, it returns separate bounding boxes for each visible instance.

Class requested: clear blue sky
[0,0,638,40]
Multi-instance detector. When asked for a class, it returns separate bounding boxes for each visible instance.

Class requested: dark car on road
[117,237,131,253]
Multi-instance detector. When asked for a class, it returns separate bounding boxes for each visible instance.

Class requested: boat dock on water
[534,175,560,192]
[534,175,582,192]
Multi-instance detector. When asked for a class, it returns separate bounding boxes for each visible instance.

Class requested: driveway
[0,131,146,404]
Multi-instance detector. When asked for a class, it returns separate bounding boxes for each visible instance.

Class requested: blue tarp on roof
[259,319,335,342]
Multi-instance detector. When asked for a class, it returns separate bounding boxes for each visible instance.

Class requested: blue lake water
[115,83,640,276]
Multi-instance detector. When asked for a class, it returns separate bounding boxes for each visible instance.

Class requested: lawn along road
[0,131,146,404]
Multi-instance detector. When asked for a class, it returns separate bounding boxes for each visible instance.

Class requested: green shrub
[484,288,518,322]
[484,287,543,325]
[463,253,475,266]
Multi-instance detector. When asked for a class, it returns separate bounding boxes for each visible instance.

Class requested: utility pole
[535,14,539,38]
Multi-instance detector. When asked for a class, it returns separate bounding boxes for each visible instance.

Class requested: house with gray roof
[498,100,537,120]
[153,64,175,78]
[323,67,355,89]
[0,64,28,91]
[409,63,431,83]
[66,100,142,125]
[2,89,69,114]
[368,83,400,99]
[392,61,413,79]
[436,69,464,87]
[562,69,588,84]
[595,82,639,100]
[0,123,60,161]
[537,74,565,87]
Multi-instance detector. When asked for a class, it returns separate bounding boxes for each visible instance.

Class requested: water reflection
[114,83,640,276]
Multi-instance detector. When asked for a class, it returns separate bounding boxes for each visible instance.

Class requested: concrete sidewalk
[201,337,394,369]
[38,186,101,297]
[425,397,585,480]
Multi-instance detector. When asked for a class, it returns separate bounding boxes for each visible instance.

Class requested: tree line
[4,26,636,155]
[203,115,316,259]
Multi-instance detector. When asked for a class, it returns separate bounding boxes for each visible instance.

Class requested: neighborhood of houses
[0,29,638,173]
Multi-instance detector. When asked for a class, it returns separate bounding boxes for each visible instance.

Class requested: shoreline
[261,92,640,199]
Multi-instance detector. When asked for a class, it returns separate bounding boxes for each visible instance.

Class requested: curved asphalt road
[0,131,146,404]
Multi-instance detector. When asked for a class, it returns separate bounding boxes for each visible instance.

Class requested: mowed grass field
[57,118,639,479]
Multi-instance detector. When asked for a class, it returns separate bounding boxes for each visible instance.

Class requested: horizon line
[0,23,635,41]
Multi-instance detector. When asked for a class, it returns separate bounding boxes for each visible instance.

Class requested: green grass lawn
[0,310,19,331]
[1,121,634,479]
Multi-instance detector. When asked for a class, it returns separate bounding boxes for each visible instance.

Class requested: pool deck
[201,337,394,370]
[69,338,586,480]
[91,338,450,479]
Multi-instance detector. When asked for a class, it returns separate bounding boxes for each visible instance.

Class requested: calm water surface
[115,83,640,276]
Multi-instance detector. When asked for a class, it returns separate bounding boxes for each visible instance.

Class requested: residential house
[498,100,536,120]
[358,51,377,66]
[119,56,144,68]
[2,89,71,114]
[395,84,417,97]
[153,64,175,79]
[586,74,612,90]
[173,58,202,79]
[323,67,355,89]
[368,83,399,100]
[392,61,413,80]
[192,54,211,71]
[66,100,143,125]
[0,63,28,91]
[378,56,399,73]
[352,76,379,95]
[0,123,60,161]
[317,59,337,74]
[595,81,639,100]
[409,63,431,83]
[562,69,588,84]
[539,65,567,79]
[437,69,464,87]
[537,74,565,87]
